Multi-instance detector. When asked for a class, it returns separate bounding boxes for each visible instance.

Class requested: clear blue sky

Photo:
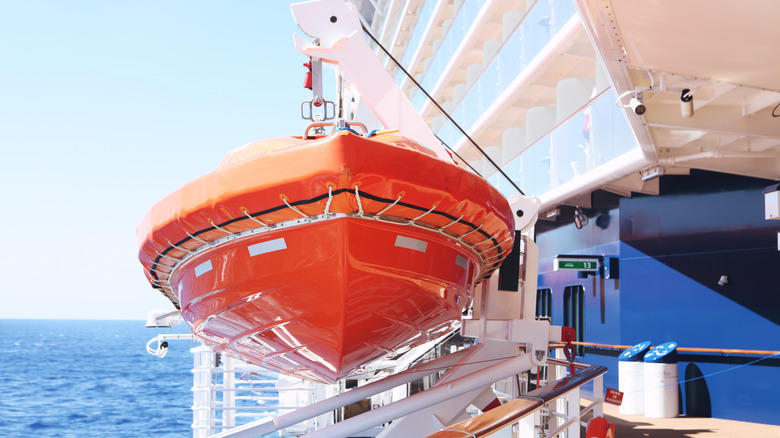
[0,1,324,319]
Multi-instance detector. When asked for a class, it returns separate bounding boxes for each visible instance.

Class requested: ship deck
[601,402,780,437]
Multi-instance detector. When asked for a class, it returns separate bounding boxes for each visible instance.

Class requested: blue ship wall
[536,171,780,424]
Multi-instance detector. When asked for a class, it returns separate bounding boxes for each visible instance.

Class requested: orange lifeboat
[137,128,515,383]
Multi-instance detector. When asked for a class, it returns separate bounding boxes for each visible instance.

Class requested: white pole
[303,353,532,438]
[223,355,236,429]
[593,374,604,418]
[210,347,475,438]
[567,386,581,438]
[192,346,214,438]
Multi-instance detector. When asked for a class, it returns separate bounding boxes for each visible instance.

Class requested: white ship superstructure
[353,0,780,209]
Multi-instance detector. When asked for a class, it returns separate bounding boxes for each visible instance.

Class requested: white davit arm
[508,195,541,234]
[290,0,454,163]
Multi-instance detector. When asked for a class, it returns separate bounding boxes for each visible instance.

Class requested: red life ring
[586,417,615,438]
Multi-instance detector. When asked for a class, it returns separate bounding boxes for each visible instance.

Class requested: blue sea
[0,319,195,437]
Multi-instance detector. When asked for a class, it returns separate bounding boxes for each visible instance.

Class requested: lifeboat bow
[137,129,515,383]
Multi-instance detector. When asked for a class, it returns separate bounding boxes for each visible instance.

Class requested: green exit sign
[554,256,601,272]
[558,260,597,270]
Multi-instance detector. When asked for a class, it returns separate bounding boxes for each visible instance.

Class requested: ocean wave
[3,320,193,437]
[28,420,57,430]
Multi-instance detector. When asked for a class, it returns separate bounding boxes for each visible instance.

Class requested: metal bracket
[301,99,336,121]
[301,55,336,121]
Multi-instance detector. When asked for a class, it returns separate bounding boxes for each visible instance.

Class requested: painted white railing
[190,347,605,438]
[190,346,332,438]
[428,355,607,438]
[148,334,606,438]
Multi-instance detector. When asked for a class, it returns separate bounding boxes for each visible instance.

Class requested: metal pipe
[210,347,475,438]
[190,386,313,392]
[223,356,236,428]
[660,150,780,165]
[427,364,607,438]
[565,341,780,356]
[302,353,533,438]
[544,412,579,438]
[659,150,721,164]
[191,406,302,411]
[539,147,650,210]
[547,357,594,370]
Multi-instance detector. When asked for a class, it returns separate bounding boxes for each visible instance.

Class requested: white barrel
[643,342,679,418]
[618,341,651,415]
[618,361,645,414]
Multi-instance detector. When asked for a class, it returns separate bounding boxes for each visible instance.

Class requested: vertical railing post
[515,409,537,437]
[554,359,567,436]
[223,355,236,429]
[592,374,604,418]
[567,386,581,438]
[192,345,215,438]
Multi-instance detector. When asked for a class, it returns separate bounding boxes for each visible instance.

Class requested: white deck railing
[426,354,607,438]
[185,346,605,438]
[146,333,607,438]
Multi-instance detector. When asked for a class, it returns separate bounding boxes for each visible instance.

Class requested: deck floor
[601,402,780,437]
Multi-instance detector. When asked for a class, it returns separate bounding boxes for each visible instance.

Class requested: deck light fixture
[596,212,611,230]
[681,88,694,118]
[629,96,646,115]
[544,208,561,220]
[146,309,181,328]
[640,166,665,181]
[616,89,649,115]
[574,206,588,229]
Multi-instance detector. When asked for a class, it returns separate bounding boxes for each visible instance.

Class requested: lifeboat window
[563,285,585,357]
[535,288,552,319]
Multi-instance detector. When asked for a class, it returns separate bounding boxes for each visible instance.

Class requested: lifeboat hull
[174,217,477,383]
[138,131,515,383]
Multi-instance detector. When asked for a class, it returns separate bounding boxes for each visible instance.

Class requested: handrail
[559,341,780,357]
[426,364,608,438]
[547,357,591,370]
[209,348,477,438]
